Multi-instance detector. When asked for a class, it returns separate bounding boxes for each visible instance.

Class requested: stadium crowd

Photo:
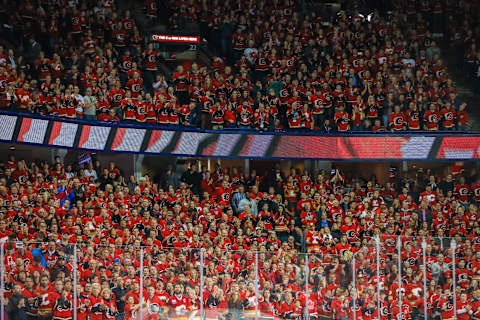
[0,0,472,131]
[1,155,480,319]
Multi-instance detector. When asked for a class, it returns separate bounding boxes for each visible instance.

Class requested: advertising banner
[0,114,478,160]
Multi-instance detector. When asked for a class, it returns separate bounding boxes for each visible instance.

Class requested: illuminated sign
[150,34,200,43]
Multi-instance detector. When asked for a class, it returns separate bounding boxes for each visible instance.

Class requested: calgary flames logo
[385,239,395,247]
[347,230,356,239]
[132,84,141,92]
[406,257,416,266]
[380,306,389,315]
[444,112,454,120]
[221,193,230,201]
[322,303,331,312]
[444,302,454,311]
[113,94,122,102]
[393,116,403,126]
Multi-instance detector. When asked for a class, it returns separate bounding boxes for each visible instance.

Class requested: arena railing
[0,242,346,320]
[1,111,480,160]
[352,235,466,320]
[0,110,474,136]
[1,236,468,320]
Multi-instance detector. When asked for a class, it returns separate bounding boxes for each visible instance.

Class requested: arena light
[151,34,200,43]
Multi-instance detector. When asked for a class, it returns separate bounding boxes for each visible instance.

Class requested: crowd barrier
[0,236,470,319]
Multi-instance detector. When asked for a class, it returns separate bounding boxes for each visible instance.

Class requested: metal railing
[0,236,469,319]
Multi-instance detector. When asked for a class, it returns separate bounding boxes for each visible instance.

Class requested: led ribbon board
[150,34,200,43]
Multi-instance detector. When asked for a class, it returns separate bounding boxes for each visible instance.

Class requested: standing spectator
[231,28,247,61]
[7,283,27,320]
[424,103,441,131]
[457,103,468,131]
[162,164,179,189]
[220,17,234,60]
[83,88,97,121]
[26,38,42,65]
[238,191,258,217]
[181,163,202,194]
[84,162,98,181]
[172,65,189,106]
[231,185,246,214]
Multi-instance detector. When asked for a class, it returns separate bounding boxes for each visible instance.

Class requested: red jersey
[215,186,232,202]
[122,99,138,120]
[331,298,349,319]
[279,301,296,319]
[366,103,379,118]
[300,211,317,226]
[232,33,247,51]
[454,184,470,202]
[120,56,133,72]
[168,294,191,318]
[109,88,125,107]
[143,50,159,71]
[471,183,480,201]
[310,95,325,114]
[36,288,60,318]
[438,298,455,320]
[52,297,73,320]
[457,110,468,126]
[157,106,170,124]
[171,72,189,91]
[126,79,143,97]
[334,111,350,131]
[424,110,441,130]
[389,112,406,130]
[441,108,456,128]
[406,109,420,130]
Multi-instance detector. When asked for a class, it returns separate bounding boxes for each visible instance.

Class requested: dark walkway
[439,42,479,131]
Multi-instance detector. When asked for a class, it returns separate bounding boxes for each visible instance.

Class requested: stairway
[439,43,480,131]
